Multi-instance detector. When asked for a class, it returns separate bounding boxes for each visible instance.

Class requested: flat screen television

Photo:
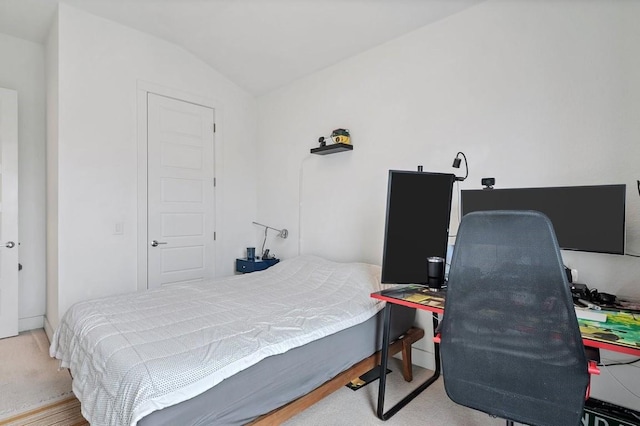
[461,184,626,255]
[381,170,456,284]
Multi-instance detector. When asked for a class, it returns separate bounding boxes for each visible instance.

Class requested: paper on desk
[406,293,444,307]
[574,306,607,322]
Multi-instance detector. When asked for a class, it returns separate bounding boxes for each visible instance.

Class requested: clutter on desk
[570,282,622,309]
[616,299,640,312]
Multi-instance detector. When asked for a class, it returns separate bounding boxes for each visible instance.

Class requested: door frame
[136,81,222,291]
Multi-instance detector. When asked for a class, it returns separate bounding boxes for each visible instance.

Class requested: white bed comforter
[50,255,385,426]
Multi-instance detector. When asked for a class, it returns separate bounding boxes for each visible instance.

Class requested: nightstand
[235,258,280,273]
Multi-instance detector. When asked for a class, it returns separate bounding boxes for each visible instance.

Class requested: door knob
[5,241,15,249]
[150,240,168,247]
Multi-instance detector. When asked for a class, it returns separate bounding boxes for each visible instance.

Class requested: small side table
[236,258,280,273]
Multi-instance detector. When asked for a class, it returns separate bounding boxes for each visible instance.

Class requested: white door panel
[0,87,19,338]
[161,213,204,237]
[161,177,204,203]
[147,93,215,288]
[162,246,204,272]
[161,144,203,170]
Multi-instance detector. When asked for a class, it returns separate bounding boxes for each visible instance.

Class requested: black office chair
[438,210,597,426]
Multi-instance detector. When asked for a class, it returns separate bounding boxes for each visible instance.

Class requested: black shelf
[310,143,353,155]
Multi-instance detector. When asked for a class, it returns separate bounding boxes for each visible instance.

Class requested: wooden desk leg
[399,327,425,382]
[401,341,413,381]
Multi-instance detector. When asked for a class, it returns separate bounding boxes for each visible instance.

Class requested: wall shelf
[236,258,280,273]
[310,143,353,155]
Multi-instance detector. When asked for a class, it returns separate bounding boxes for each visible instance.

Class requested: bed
[50,255,417,425]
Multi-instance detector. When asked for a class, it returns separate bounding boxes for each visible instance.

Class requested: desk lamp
[252,221,288,259]
[452,152,468,182]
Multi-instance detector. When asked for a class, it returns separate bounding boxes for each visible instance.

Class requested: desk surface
[578,310,640,356]
[372,285,640,357]
[372,286,446,313]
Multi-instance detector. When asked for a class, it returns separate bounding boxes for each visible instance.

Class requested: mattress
[138,304,415,425]
[50,255,404,426]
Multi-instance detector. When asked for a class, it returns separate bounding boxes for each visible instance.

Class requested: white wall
[0,33,47,332]
[45,4,258,332]
[257,1,640,410]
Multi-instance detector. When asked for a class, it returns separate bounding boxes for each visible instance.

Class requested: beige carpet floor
[0,329,504,425]
[0,329,73,421]
[284,357,504,426]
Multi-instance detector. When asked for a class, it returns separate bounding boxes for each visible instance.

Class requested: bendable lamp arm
[252,221,288,238]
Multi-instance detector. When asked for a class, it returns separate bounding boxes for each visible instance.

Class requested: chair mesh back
[440,210,589,426]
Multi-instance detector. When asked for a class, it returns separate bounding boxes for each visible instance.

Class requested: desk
[371,285,640,421]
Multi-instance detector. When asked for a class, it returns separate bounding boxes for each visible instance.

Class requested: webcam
[481,177,495,189]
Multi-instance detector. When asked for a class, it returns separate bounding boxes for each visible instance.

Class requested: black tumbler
[246,247,256,261]
[427,256,445,289]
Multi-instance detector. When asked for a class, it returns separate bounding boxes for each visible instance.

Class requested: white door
[0,88,19,338]
[147,93,215,288]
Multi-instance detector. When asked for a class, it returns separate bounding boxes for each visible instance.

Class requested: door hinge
[214,231,217,241]
[213,123,216,133]
[213,177,216,187]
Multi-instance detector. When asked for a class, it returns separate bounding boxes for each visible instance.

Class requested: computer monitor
[381,170,456,284]
[461,184,626,255]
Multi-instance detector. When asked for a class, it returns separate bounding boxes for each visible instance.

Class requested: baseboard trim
[43,317,54,341]
[411,347,436,371]
[18,316,44,333]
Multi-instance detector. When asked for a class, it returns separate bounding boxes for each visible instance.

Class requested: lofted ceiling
[0,0,482,96]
